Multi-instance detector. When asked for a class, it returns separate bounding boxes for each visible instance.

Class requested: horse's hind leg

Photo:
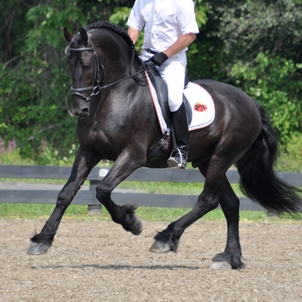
[210,176,244,269]
[150,165,222,254]
[27,147,101,255]
[150,163,244,269]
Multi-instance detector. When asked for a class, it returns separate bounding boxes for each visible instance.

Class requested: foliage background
[0,0,301,165]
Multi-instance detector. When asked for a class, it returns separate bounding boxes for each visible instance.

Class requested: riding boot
[167,102,189,169]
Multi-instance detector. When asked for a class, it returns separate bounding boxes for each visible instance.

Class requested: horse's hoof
[27,242,50,255]
[209,252,232,269]
[149,240,171,253]
[210,261,232,269]
[130,214,143,236]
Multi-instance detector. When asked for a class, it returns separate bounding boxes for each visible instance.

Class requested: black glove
[150,52,168,66]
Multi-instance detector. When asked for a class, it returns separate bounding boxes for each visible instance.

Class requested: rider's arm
[163,33,196,58]
[128,27,140,45]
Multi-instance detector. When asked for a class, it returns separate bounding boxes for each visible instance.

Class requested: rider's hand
[150,52,168,66]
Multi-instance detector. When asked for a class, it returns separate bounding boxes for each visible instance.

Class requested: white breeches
[141,52,187,112]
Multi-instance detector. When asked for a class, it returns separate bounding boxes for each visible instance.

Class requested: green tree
[1,0,87,160]
[230,53,302,144]
[194,0,302,145]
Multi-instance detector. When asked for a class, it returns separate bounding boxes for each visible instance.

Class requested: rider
[127,0,199,169]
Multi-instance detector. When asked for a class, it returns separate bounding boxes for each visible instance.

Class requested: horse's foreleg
[210,176,244,269]
[95,151,144,235]
[27,148,101,255]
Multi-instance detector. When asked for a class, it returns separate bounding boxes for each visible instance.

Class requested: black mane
[85,21,140,63]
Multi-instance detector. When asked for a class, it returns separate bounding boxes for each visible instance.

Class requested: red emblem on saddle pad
[194,102,207,112]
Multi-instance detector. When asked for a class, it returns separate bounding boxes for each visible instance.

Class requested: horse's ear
[79,27,88,46]
[63,27,74,42]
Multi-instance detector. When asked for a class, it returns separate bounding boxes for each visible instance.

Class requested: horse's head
[64,27,105,117]
[64,22,143,118]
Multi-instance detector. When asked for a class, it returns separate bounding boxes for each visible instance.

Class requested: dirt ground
[0,218,301,302]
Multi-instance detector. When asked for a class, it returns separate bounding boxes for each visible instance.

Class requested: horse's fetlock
[96,189,107,202]
[31,233,54,246]
[171,226,184,239]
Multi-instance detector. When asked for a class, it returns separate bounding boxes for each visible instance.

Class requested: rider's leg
[167,102,188,169]
[158,59,188,169]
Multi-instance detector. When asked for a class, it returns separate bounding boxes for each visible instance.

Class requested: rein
[66,38,153,102]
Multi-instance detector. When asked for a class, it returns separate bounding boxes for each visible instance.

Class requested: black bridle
[66,37,105,102]
[66,37,154,102]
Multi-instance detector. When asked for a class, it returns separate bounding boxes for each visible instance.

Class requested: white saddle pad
[184,82,215,131]
[145,73,215,134]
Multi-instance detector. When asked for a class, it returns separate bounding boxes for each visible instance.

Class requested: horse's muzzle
[72,104,90,117]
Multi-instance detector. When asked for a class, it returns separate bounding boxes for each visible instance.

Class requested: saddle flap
[145,62,192,127]
[145,64,170,124]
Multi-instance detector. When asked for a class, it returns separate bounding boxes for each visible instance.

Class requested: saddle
[144,62,193,127]
[144,62,192,165]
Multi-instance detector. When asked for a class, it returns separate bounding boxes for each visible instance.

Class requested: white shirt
[127,0,199,54]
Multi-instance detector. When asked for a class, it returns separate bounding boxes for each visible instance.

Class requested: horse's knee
[55,190,74,208]
[196,193,219,211]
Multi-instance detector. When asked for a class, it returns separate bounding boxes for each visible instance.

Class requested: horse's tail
[236,101,302,214]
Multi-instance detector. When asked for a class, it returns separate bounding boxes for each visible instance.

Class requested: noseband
[66,37,105,102]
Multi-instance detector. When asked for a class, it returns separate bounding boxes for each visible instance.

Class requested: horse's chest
[78,118,128,160]
[78,121,101,144]
[86,124,105,145]
[85,123,119,154]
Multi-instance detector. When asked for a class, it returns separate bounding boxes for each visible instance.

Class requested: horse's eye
[65,46,71,57]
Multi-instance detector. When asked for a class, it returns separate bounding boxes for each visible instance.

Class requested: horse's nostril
[82,108,89,115]
[72,106,89,117]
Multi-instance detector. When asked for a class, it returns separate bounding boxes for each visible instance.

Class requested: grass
[1,202,301,223]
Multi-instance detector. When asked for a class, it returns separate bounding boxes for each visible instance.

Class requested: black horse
[27,21,302,269]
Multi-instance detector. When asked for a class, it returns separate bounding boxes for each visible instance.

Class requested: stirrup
[167,148,187,169]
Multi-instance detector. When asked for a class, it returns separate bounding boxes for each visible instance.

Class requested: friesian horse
[27,21,302,269]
